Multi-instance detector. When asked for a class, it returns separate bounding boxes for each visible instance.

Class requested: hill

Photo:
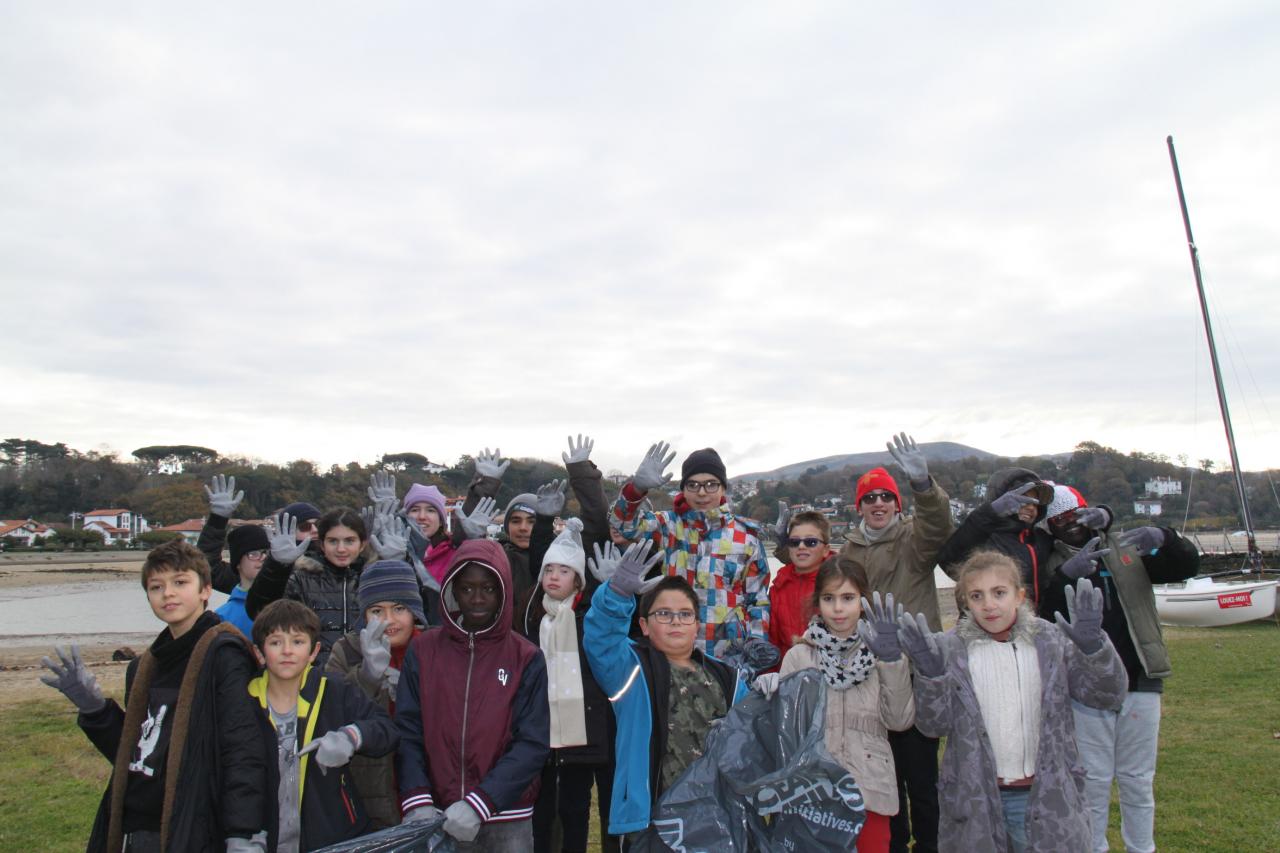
[733,441,1004,483]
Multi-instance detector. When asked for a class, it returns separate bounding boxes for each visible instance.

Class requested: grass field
[1,622,1276,852]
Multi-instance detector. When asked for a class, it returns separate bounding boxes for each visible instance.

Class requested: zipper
[343,577,349,631]
[1011,641,1026,775]
[1020,531,1040,605]
[340,784,356,823]
[460,632,475,793]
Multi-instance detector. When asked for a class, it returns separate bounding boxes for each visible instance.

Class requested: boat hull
[1153,578,1278,627]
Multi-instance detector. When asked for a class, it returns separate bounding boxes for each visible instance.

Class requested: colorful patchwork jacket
[611,488,771,655]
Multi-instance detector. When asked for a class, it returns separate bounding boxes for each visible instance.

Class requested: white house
[0,519,56,545]
[1144,476,1183,497]
[82,508,151,544]
[1134,498,1163,517]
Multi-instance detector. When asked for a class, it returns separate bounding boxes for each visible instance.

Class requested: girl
[898,549,1127,852]
[325,559,427,829]
[249,507,370,661]
[515,519,614,853]
[768,511,837,660]
[402,483,454,585]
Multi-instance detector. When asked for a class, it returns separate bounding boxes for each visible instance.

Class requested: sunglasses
[787,536,825,548]
[296,520,318,532]
[861,491,897,505]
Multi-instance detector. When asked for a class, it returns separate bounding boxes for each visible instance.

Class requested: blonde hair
[953,549,1023,612]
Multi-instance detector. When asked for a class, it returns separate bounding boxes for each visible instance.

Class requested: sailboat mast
[1166,135,1260,568]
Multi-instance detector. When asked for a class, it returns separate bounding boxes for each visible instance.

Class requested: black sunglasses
[787,536,825,548]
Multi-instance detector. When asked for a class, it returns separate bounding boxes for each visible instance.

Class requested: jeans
[888,726,940,853]
[999,788,1030,853]
[534,761,610,853]
[454,818,533,853]
[1073,692,1161,853]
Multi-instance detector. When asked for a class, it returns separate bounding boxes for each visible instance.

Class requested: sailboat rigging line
[1166,136,1261,572]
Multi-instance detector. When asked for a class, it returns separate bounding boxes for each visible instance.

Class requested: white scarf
[803,616,875,691]
[540,594,587,748]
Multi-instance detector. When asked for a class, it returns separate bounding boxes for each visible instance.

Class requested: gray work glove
[269,513,311,565]
[633,441,676,492]
[588,541,623,584]
[773,500,791,540]
[443,800,482,842]
[858,591,905,662]
[562,433,594,465]
[1060,536,1111,580]
[887,432,930,491]
[367,470,398,506]
[897,612,945,678]
[991,482,1038,517]
[404,804,442,823]
[300,725,361,773]
[204,474,244,519]
[385,666,400,690]
[454,497,497,540]
[754,671,780,698]
[474,447,510,480]
[225,836,266,853]
[370,514,410,560]
[1075,506,1111,530]
[40,645,105,713]
[608,540,665,598]
[1119,526,1166,554]
[359,618,392,684]
[535,479,567,517]
[1055,577,1106,655]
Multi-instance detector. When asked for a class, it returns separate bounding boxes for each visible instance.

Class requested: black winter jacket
[197,513,240,595]
[246,553,367,660]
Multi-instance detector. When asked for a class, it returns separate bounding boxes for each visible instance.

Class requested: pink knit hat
[402,483,448,522]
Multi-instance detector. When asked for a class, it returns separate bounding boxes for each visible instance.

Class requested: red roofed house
[82,508,150,544]
[156,518,205,545]
[0,519,56,546]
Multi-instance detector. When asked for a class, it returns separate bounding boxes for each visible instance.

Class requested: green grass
[2,622,1276,851]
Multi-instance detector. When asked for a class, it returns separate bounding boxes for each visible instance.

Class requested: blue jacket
[584,583,747,834]
[215,586,254,638]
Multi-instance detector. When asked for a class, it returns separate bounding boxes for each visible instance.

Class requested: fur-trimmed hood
[955,601,1042,645]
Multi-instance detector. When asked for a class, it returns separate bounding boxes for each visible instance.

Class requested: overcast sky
[4,2,1279,479]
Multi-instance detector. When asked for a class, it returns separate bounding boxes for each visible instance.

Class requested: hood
[986,466,1053,525]
[956,601,1041,644]
[440,538,514,643]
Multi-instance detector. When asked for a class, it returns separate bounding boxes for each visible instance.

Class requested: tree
[51,527,105,551]
[132,445,219,473]
[380,452,430,471]
[1199,458,1215,473]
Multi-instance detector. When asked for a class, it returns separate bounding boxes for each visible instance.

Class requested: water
[0,580,229,637]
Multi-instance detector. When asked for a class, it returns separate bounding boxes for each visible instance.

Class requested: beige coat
[780,643,916,816]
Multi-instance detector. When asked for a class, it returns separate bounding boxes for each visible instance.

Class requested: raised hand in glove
[633,441,676,492]
[474,448,510,480]
[443,800,482,842]
[608,540,665,598]
[269,513,311,564]
[359,618,392,684]
[991,482,1038,517]
[1074,506,1111,530]
[1055,577,1106,654]
[455,497,497,540]
[367,470,397,507]
[897,612,945,678]
[858,591,904,662]
[1060,536,1111,580]
[563,434,594,465]
[40,645,105,713]
[370,514,410,560]
[887,432,930,490]
[535,479,567,517]
[1119,526,1166,554]
[204,474,244,518]
[300,725,361,773]
[774,500,791,540]
[588,540,622,584]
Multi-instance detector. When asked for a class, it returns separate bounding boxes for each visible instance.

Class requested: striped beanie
[1043,484,1087,522]
[357,559,426,627]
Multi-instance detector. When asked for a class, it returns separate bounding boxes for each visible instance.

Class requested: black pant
[888,725,939,853]
[533,759,613,853]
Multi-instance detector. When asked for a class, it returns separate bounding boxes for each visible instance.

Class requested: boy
[249,599,400,852]
[395,539,550,850]
[584,541,748,840]
[41,538,267,853]
[768,510,836,659]
[213,525,271,636]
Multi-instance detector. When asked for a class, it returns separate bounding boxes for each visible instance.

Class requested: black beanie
[282,501,321,523]
[228,524,271,573]
[681,448,727,487]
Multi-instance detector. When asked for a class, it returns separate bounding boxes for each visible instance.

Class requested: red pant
[856,811,891,853]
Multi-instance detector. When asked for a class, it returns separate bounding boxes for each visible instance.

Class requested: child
[515,519,615,853]
[584,541,748,841]
[757,559,915,853]
[41,538,267,852]
[898,550,1127,853]
[214,525,271,636]
[324,559,428,829]
[395,539,550,850]
[249,599,399,852]
[402,482,454,585]
[767,511,836,660]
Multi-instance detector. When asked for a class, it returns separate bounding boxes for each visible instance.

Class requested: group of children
[42,433,1193,853]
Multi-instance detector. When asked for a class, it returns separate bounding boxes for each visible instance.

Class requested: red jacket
[395,539,550,824]
[767,560,827,660]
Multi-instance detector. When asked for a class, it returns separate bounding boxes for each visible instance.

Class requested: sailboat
[1152,136,1278,627]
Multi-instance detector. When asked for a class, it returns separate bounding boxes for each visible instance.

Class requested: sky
[4,2,1279,480]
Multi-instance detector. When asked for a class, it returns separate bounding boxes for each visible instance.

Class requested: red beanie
[854,467,901,511]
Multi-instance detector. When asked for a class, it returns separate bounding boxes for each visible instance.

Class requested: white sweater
[968,636,1041,781]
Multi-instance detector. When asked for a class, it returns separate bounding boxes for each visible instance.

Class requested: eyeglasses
[244,550,268,560]
[297,520,318,532]
[684,480,723,494]
[861,491,897,505]
[648,609,697,625]
[787,536,825,548]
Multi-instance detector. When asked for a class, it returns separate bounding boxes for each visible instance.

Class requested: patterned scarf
[803,616,875,691]
[540,594,587,748]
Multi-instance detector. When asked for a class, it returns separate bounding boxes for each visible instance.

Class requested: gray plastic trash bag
[718,637,781,687]
[633,668,865,852]
[311,816,455,853]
